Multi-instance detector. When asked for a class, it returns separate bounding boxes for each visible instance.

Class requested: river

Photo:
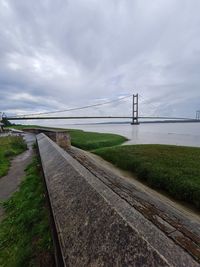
[49,122,200,148]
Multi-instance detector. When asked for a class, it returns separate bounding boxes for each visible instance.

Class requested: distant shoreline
[73,119,200,126]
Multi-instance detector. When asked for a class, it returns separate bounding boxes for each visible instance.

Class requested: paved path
[0,133,35,220]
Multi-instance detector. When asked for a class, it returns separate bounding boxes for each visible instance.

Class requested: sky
[0,0,200,122]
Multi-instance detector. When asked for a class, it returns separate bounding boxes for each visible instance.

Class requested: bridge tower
[131,93,139,125]
[0,112,3,132]
[196,110,200,120]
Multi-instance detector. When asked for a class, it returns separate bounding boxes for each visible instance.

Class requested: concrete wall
[24,128,71,149]
[37,133,199,267]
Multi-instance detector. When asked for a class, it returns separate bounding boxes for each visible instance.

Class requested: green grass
[0,157,54,267]
[7,125,127,150]
[67,129,127,150]
[6,125,58,130]
[94,144,200,209]
[0,136,27,177]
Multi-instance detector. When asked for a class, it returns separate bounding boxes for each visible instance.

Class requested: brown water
[53,122,200,147]
[33,120,200,147]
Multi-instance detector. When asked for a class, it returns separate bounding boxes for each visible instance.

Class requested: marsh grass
[67,129,127,150]
[94,144,200,208]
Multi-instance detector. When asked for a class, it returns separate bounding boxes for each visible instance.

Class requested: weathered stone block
[23,128,71,149]
[56,132,71,149]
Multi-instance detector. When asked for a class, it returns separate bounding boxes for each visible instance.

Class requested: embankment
[37,133,200,266]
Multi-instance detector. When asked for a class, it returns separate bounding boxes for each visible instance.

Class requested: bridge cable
[13,94,132,118]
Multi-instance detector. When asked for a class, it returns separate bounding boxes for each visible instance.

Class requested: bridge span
[1,94,199,124]
[6,115,196,122]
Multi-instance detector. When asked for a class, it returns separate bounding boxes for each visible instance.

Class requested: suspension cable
[14,94,132,117]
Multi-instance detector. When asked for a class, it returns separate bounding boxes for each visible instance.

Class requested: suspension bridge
[1,94,199,124]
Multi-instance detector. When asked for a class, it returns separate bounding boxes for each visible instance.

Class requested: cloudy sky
[0,0,200,121]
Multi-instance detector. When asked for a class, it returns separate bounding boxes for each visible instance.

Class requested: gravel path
[0,133,36,221]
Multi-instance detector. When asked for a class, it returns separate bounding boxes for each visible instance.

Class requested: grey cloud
[0,0,200,119]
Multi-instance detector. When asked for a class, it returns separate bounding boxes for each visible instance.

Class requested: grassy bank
[0,136,27,177]
[8,125,127,150]
[6,126,200,209]
[94,144,200,209]
[6,125,54,130]
[67,129,127,150]
[0,157,54,267]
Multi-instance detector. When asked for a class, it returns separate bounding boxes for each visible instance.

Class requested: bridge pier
[131,93,139,125]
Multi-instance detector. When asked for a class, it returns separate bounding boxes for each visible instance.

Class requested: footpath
[0,133,35,220]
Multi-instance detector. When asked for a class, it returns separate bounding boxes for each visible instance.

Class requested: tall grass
[68,129,127,150]
[94,144,200,209]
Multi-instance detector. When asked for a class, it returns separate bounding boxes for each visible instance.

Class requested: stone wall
[24,128,71,149]
[37,133,200,267]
